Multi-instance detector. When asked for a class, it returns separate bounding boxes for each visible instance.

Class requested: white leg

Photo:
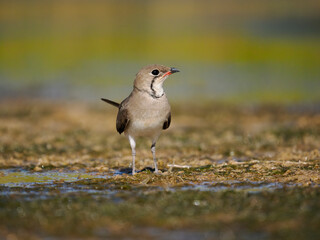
[128,135,136,175]
[151,141,158,173]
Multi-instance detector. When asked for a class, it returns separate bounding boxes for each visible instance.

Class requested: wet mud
[0,101,320,239]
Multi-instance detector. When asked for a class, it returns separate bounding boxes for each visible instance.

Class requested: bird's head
[134,64,180,98]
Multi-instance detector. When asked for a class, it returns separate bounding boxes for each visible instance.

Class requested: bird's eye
[151,69,159,75]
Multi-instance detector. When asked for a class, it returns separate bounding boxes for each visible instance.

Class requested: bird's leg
[151,141,158,173]
[128,135,136,175]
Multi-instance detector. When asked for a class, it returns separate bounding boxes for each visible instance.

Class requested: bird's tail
[101,98,120,108]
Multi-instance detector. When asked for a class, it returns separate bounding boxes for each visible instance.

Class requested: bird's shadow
[115,167,158,175]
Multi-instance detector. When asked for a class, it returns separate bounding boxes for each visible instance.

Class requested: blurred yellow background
[1,0,319,103]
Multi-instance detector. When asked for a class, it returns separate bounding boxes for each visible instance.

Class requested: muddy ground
[0,100,319,239]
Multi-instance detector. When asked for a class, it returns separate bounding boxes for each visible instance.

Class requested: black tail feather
[101,98,120,108]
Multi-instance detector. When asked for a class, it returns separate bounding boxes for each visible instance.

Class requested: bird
[101,64,180,174]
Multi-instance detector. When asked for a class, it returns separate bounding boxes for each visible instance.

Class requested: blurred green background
[1,0,319,103]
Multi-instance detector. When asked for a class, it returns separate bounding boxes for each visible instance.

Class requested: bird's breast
[127,110,165,137]
[124,93,170,137]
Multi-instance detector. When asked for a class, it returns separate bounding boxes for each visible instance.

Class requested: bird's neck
[134,82,165,99]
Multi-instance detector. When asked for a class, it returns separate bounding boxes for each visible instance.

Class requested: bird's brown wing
[116,97,131,134]
[163,112,171,130]
[116,108,129,134]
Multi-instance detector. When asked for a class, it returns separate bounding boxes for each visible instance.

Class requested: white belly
[126,116,163,138]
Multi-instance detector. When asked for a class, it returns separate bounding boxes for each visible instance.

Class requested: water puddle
[0,168,305,200]
[0,168,114,200]
[174,181,299,194]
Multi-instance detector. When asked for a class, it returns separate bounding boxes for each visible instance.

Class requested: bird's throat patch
[150,76,164,99]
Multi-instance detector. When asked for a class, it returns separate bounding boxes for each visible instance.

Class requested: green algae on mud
[0,169,106,187]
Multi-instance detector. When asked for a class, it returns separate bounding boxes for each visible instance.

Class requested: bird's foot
[154,169,163,175]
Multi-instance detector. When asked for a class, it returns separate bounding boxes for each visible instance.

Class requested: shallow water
[0,168,304,198]
[177,181,297,193]
[1,168,320,239]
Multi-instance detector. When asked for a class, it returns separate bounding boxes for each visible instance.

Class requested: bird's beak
[170,67,180,74]
[162,67,180,78]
